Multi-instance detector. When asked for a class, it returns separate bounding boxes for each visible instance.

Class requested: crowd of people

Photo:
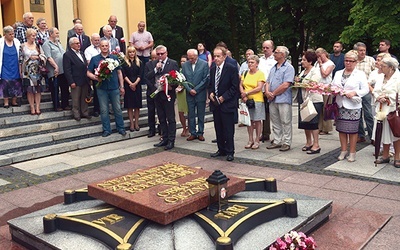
[1,12,399,166]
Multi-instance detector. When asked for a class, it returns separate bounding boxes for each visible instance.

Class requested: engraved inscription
[157,177,209,203]
[92,214,124,227]
[214,205,248,220]
[96,163,196,194]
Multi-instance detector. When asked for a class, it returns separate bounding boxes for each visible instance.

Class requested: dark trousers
[155,96,176,142]
[213,108,235,155]
[262,97,271,137]
[93,83,100,113]
[48,74,69,109]
[147,94,156,133]
[138,56,150,85]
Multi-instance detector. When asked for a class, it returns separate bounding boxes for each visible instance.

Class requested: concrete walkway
[1,107,400,249]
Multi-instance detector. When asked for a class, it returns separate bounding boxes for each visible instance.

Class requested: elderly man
[182,49,209,141]
[67,23,90,53]
[258,40,276,143]
[63,37,91,121]
[99,15,125,54]
[87,40,126,137]
[265,46,295,152]
[145,45,179,150]
[84,33,101,117]
[208,46,240,161]
[239,49,254,75]
[42,27,70,111]
[101,25,120,52]
[15,12,37,43]
[355,42,375,143]
[67,18,84,38]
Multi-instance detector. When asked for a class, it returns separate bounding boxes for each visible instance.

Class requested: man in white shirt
[258,40,277,143]
[84,33,101,117]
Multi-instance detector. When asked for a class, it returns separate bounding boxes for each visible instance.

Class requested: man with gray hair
[355,42,375,144]
[15,12,37,43]
[101,25,119,52]
[42,27,70,111]
[239,49,255,75]
[67,23,90,53]
[145,45,179,150]
[264,46,295,151]
[182,48,210,141]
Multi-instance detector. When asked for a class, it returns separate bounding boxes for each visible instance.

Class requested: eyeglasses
[344,60,356,63]
[157,52,166,56]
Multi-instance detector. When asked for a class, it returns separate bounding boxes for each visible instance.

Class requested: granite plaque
[88,163,246,225]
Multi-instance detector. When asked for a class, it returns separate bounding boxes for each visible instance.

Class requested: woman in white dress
[315,47,335,135]
[371,57,400,167]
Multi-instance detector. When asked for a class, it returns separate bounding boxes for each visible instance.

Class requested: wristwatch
[119,86,124,89]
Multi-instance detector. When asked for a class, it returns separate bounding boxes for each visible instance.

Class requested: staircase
[0,91,213,167]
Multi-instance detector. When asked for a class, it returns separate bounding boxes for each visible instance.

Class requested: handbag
[387,93,400,137]
[300,98,317,122]
[239,102,251,126]
[246,99,255,109]
[324,95,339,121]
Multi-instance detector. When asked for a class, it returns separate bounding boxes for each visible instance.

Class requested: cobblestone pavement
[1,111,400,249]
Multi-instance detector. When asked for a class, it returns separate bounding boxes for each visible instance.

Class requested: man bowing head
[208,46,240,161]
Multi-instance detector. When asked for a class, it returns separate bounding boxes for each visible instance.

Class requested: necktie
[78,35,82,46]
[215,66,221,96]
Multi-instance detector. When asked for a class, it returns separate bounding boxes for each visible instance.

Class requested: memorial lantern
[206,170,229,212]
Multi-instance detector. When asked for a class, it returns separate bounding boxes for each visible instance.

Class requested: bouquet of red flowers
[150,70,193,101]
[95,58,120,87]
[269,231,317,250]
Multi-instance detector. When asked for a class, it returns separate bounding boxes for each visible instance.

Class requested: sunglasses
[157,52,166,56]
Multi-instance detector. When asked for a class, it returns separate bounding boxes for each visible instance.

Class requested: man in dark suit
[145,45,179,150]
[182,49,209,141]
[208,47,240,161]
[63,37,91,121]
[144,49,158,138]
[99,15,126,54]
[67,23,90,53]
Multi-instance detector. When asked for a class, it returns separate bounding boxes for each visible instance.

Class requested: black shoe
[306,148,321,154]
[210,151,226,157]
[154,140,168,147]
[226,155,234,161]
[164,142,174,150]
[119,130,127,136]
[211,139,217,143]
[148,132,156,138]
[157,124,162,135]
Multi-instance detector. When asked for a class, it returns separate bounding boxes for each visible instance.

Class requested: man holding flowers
[145,45,179,150]
[87,40,126,137]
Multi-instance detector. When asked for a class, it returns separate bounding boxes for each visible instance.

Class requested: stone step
[0,87,214,167]
[0,112,214,167]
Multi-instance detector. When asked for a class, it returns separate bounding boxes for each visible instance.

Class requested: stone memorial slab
[88,163,246,225]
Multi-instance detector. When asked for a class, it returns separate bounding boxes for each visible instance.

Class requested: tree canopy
[146,0,398,72]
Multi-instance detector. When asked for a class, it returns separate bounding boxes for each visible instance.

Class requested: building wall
[1,0,145,49]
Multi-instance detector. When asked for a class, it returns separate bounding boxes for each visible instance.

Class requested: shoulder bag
[324,95,339,121]
[387,93,400,137]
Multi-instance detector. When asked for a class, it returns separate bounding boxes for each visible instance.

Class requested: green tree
[340,0,400,55]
